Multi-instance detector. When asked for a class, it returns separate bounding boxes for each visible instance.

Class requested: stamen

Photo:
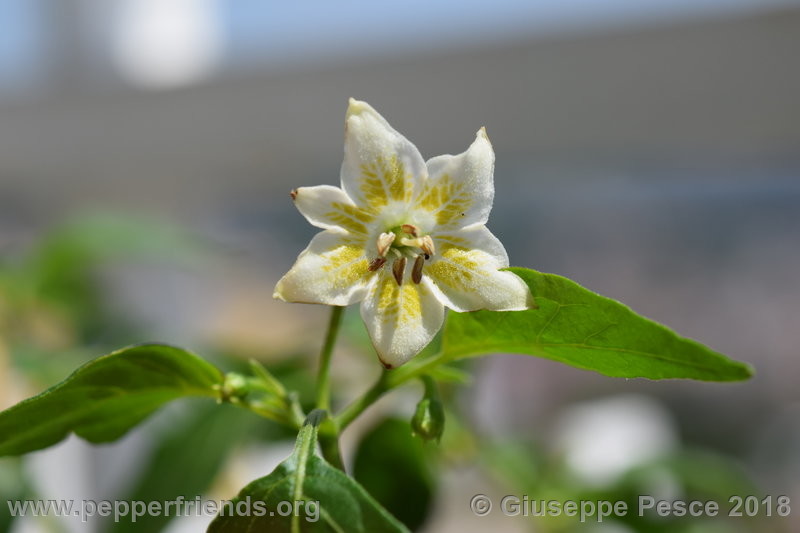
[368,257,387,271]
[376,232,396,257]
[401,224,419,237]
[412,254,424,284]
[392,257,407,286]
[420,235,435,257]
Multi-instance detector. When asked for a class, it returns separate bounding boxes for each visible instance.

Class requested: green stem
[335,373,389,430]
[316,306,345,412]
[420,374,438,399]
[318,419,346,471]
[335,350,449,430]
[287,392,307,429]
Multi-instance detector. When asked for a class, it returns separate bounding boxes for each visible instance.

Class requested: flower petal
[360,270,444,368]
[292,185,375,235]
[426,225,533,312]
[419,128,494,229]
[341,99,427,211]
[274,230,377,306]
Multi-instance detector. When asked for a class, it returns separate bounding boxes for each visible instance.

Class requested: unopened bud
[411,376,445,442]
[411,397,445,443]
[219,372,249,403]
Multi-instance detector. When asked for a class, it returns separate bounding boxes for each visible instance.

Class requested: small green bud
[411,397,445,443]
[411,376,445,442]
[219,372,249,403]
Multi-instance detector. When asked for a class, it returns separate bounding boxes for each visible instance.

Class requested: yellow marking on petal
[401,283,422,322]
[324,202,375,234]
[377,277,397,311]
[322,244,362,270]
[435,235,469,249]
[426,246,487,292]
[376,275,422,325]
[418,174,473,225]
[360,156,412,208]
[321,243,372,289]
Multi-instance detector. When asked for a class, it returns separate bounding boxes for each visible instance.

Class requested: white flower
[274,99,533,368]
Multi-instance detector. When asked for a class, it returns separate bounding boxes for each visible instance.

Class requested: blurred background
[1,0,799,532]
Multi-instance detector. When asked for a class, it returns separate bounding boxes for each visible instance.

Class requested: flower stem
[318,419,346,471]
[316,306,345,412]
[335,372,389,430]
[335,349,449,430]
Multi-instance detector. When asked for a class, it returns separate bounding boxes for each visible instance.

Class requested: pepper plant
[0,100,752,532]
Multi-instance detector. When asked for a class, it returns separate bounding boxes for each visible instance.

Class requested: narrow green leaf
[442,268,753,381]
[0,343,223,456]
[209,414,410,533]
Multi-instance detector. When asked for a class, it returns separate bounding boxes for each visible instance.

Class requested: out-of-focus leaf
[442,268,753,381]
[32,213,204,270]
[107,403,257,533]
[209,413,409,533]
[621,449,757,503]
[0,459,30,532]
[481,440,543,493]
[596,450,770,533]
[426,364,472,385]
[353,418,435,531]
[0,344,222,456]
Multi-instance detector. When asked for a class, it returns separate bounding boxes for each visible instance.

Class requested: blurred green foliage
[0,214,778,533]
[483,439,789,533]
[0,214,309,533]
[109,403,257,533]
[353,418,436,531]
[0,213,205,384]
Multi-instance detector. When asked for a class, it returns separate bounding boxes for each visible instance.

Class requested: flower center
[368,223,435,286]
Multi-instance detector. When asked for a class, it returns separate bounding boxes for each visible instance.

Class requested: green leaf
[353,418,435,531]
[442,268,753,381]
[0,344,223,456]
[209,412,410,533]
[0,459,31,533]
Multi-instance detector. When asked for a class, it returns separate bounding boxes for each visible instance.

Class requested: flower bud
[218,372,249,403]
[411,376,445,442]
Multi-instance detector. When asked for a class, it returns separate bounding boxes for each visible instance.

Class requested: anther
[392,257,407,286]
[420,235,435,257]
[290,189,298,200]
[412,254,424,284]
[376,232,396,257]
[368,257,387,271]
[401,224,419,238]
